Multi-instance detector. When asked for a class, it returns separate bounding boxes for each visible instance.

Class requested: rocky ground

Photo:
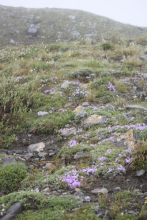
[0,39,147,219]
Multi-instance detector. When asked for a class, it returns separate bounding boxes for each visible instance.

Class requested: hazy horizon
[0,0,147,27]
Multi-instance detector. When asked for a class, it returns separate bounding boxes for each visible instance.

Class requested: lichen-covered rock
[59,127,76,136]
[113,129,136,150]
[74,106,84,114]
[83,115,105,128]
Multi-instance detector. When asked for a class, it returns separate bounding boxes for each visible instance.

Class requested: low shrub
[0,163,27,194]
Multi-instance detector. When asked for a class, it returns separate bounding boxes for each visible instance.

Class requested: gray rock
[25,153,33,160]
[38,152,48,157]
[2,157,16,166]
[37,111,49,116]
[128,210,137,215]
[61,80,71,89]
[15,150,23,154]
[142,192,147,197]
[28,24,38,35]
[125,105,147,111]
[142,184,147,192]
[136,169,145,177]
[114,187,121,192]
[45,162,54,169]
[59,127,76,137]
[140,56,147,61]
[9,39,16,45]
[133,189,141,193]
[74,151,84,160]
[69,15,76,21]
[140,73,147,78]
[49,151,56,156]
[74,191,84,197]
[1,202,23,220]
[105,104,116,110]
[71,31,81,37]
[28,142,45,153]
[82,102,89,107]
[91,188,108,194]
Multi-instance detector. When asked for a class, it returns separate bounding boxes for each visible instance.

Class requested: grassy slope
[0,5,147,47]
[0,35,147,218]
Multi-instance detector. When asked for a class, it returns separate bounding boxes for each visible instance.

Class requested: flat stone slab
[91,188,108,194]
[125,105,147,111]
[74,151,84,159]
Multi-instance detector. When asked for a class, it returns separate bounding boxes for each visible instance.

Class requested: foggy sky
[0,0,147,27]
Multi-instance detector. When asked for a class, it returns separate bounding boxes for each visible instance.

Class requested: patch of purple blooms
[108,82,116,93]
[97,156,106,162]
[43,87,56,94]
[116,165,126,172]
[62,170,83,189]
[108,123,147,131]
[80,166,98,175]
[93,205,99,211]
[69,140,78,147]
[108,82,119,97]
[85,196,91,202]
[62,166,98,189]
[72,88,88,98]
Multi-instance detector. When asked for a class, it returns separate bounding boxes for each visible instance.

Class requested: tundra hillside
[0,5,147,47]
[0,6,147,220]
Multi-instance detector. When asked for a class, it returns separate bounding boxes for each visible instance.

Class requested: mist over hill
[0,5,147,47]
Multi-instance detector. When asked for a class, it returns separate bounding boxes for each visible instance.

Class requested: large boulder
[28,24,38,35]
[1,202,23,220]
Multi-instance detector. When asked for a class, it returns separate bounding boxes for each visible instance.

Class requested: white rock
[37,111,49,116]
[28,142,45,153]
[91,188,108,194]
[136,169,145,177]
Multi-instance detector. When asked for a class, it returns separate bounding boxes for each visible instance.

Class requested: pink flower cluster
[62,170,83,189]
[62,166,98,189]
[43,87,56,94]
[108,82,116,93]
[69,140,78,147]
[108,82,119,97]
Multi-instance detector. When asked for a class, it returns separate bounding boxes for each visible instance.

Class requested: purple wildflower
[93,206,99,210]
[117,165,125,172]
[97,156,106,162]
[35,188,39,193]
[69,140,78,147]
[125,157,131,164]
[85,196,91,202]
